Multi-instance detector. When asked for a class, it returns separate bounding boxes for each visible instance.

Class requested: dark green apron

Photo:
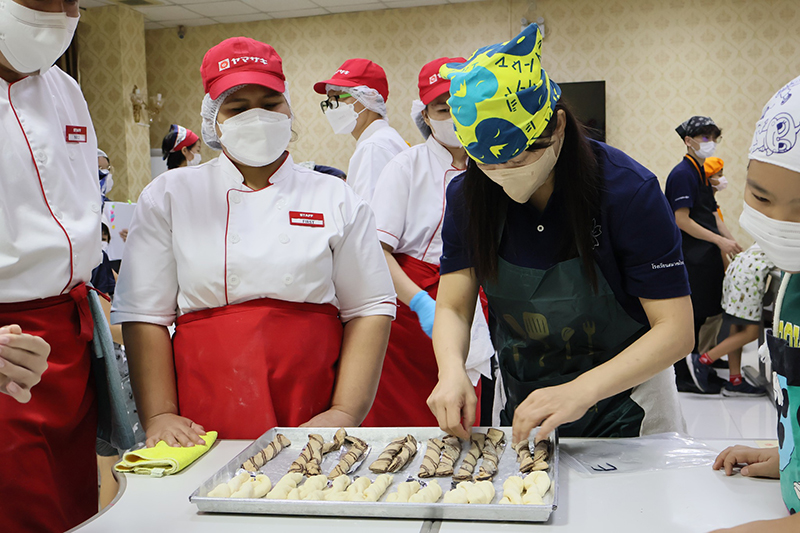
[485,256,649,437]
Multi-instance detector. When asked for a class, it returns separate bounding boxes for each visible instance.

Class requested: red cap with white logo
[313,58,390,102]
[201,37,285,100]
[418,57,466,105]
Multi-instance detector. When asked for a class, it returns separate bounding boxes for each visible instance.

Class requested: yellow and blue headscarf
[440,24,560,165]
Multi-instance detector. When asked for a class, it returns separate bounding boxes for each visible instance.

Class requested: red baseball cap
[201,37,285,100]
[313,58,389,102]
[418,57,466,105]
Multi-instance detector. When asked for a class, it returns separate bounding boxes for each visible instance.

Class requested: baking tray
[190,426,558,523]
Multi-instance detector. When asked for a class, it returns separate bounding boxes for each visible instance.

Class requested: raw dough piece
[499,476,524,504]
[207,482,232,498]
[265,472,303,500]
[231,481,255,499]
[387,435,417,473]
[442,482,470,504]
[328,475,352,493]
[253,474,272,498]
[454,433,485,481]
[297,474,328,499]
[418,438,443,478]
[364,473,394,501]
[386,480,421,503]
[530,460,549,471]
[370,436,406,473]
[288,433,325,476]
[409,480,442,503]
[323,428,348,454]
[228,471,251,493]
[466,480,495,504]
[475,429,505,481]
[346,476,372,495]
[435,435,462,477]
[513,440,535,473]
[242,433,291,472]
[522,488,543,505]
[524,471,551,498]
[330,436,368,477]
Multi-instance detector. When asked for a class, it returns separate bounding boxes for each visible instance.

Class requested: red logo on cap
[218,59,230,71]
[429,74,439,85]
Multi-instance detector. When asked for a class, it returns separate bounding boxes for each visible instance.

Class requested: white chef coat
[371,135,493,385]
[347,119,408,205]
[0,67,101,302]
[111,153,396,326]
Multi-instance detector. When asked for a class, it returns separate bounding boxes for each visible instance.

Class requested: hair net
[97,149,109,162]
[411,99,431,140]
[327,84,388,119]
[749,75,800,174]
[201,82,293,151]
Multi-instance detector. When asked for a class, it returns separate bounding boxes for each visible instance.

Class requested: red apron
[0,283,98,533]
[173,297,343,439]
[362,254,481,427]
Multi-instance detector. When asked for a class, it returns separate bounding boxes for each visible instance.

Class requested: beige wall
[141,0,800,243]
[78,5,151,202]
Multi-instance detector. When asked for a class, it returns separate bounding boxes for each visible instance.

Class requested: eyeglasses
[320,93,351,113]
[694,135,722,144]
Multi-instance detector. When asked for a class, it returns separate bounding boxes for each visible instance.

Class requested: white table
[72,439,787,533]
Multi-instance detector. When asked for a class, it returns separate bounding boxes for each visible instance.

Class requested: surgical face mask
[0,3,79,74]
[218,108,292,167]
[739,201,800,272]
[325,102,364,135]
[481,141,561,203]
[101,241,109,254]
[692,140,717,159]
[712,175,728,192]
[99,169,113,195]
[186,151,202,167]
[429,118,462,148]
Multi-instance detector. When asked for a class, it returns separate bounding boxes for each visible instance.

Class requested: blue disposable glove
[409,290,436,338]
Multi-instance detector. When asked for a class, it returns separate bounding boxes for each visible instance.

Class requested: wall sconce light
[521,16,546,38]
[149,93,164,124]
[131,85,146,124]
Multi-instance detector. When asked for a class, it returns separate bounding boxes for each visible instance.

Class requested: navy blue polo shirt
[440,140,690,326]
[91,250,116,297]
[664,156,719,232]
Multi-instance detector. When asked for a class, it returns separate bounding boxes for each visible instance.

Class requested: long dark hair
[463,101,602,290]
[161,126,198,170]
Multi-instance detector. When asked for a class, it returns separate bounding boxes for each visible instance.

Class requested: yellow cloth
[115,431,218,477]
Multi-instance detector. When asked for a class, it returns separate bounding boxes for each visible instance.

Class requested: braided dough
[499,472,551,505]
[330,436,369,477]
[364,474,394,501]
[409,480,442,503]
[288,434,324,476]
[387,435,417,472]
[475,428,505,481]
[370,436,406,473]
[454,433,484,480]
[265,472,303,499]
[435,435,462,477]
[443,480,495,504]
[513,440,535,473]
[323,428,348,454]
[418,438,443,478]
[209,471,272,498]
[386,480,421,503]
[242,433,291,472]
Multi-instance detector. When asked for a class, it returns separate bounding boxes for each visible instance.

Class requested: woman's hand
[144,413,206,448]
[427,367,476,440]
[512,381,596,444]
[0,325,50,404]
[302,408,358,428]
[713,445,780,478]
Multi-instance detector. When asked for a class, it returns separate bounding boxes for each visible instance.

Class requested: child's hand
[0,325,51,404]
[713,445,779,478]
[144,413,206,448]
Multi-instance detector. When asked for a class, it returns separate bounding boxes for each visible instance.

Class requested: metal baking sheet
[190,426,558,523]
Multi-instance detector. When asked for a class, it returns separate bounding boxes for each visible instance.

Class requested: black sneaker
[686,353,720,394]
[711,358,729,369]
[722,380,767,397]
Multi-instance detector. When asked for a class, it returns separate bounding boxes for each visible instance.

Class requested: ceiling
[80,0,480,30]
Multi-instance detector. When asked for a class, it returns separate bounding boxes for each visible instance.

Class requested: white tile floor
[679,341,778,440]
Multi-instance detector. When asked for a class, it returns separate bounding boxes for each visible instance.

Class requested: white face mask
[739,202,800,272]
[186,151,202,167]
[218,108,292,167]
[481,140,561,203]
[692,140,716,159]
[325,102,364,135]
[0,2,79,74]
[712,175,728,192]
[429,117,462,148]
[101,241,109,254]
[99,169,113,195]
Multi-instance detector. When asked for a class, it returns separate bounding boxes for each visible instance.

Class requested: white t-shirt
[0,67,101,302]
[346,119,408,205]
[372,135,465,264]
[111,153,396,326]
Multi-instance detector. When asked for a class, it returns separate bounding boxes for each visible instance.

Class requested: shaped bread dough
[242,433,291,472]
[364,474,394,502]
[297,474,328,499]
[265,472,303,500]
[303,489,327,501]
[386,480,420,503]
[522,488,544,505]
[329,475,351,493]
[326,491,352,501]
[347,476,372,495]
[409,480,442,504]
[207,482,232,498]
[466,480,495,504]
[231,480,255,499]
[253,474,272,498]
[442,485,469,504]
[524,471,551,498]
[499,476,524,505]
[286,488,301,500]
[228,472,251,493]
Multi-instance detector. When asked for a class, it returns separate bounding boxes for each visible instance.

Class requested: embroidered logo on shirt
[65,125,87,143]
[289,211,325,227]
[591,219,602,249]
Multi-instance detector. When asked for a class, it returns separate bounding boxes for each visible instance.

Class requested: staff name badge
[65,125,87,143]
[289,211,325,227]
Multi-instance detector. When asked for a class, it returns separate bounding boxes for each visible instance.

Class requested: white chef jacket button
[283,274,293,285]
[90,203,100,213]
[537,224,544,232]
[279,233,289,244]
[276,199,286,210]
[34,150,47,164]
[230,233,240,244]
[68,150,75,160]
[228,274,240,287]
[53,208,62,219]
[73,253,78,263]
[230,192,242,204]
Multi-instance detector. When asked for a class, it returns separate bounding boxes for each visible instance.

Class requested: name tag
[65,125,87,143]
[289,211,325,227]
